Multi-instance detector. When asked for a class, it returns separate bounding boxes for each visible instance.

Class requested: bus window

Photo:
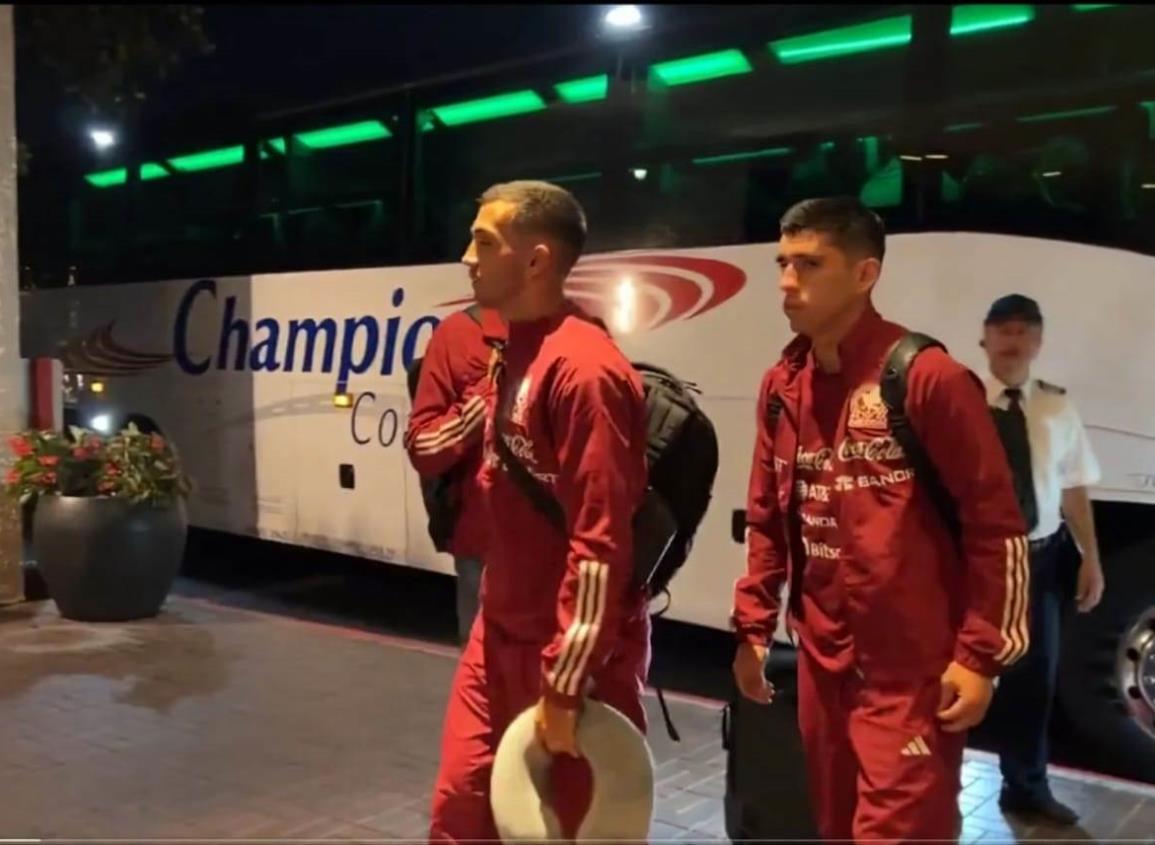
[586,21,911,249]
[921,101,1145,251]
[409,55,619,264]
[132,148,251,283]
[256,114,402,273]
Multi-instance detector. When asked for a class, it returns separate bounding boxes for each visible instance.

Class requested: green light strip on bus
[140,162,169,181]
[769,16,912,65]
[267,138,287,154]
[167,145,246,172]
[431,91,546,127]
[1141,102,1155,139]
[949,6,1035,37]
[945,121,985,132]
[555,75,609,104]
[85,168,127,188]
[859,136,881,172]
[1016,105,1116,123]
[693,146,793,166]
[650,49,752,86]
[85,165,168,187]
[1072,4,1115,10]
[295,120,391,149]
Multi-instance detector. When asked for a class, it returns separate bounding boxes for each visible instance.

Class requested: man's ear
[857,257,881,295]
[528,243,551,274]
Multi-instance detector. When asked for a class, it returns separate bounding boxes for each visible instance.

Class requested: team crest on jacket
[848,384,888,429]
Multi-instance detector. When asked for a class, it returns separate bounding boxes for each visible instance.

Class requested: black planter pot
[32,494,188,622]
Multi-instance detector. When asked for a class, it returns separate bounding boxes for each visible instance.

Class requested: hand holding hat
[492,699,656,843]
[534,695,581,757]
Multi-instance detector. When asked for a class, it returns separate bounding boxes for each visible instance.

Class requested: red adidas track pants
[797,647,968,843]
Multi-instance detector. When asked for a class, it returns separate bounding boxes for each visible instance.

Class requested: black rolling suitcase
[722,645,818,843]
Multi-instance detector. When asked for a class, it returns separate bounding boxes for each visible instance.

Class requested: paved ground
[3,586,1155,843]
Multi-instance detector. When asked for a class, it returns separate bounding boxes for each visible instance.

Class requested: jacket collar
[778,303,891,382]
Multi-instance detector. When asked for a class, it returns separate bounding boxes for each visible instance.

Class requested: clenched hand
[936,660,994,733]
[534,696,581,757]
[733,642,774,704]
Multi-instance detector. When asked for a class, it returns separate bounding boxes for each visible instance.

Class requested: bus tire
[1056,537,1155,784]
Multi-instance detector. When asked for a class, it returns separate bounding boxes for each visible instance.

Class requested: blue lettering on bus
[172,278,216,375]
[173,280,443,380]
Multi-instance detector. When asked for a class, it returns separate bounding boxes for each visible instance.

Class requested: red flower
[106,465,120,477]
[98,480,115,493]
[84,435,103,449]
[72,447,90,460]
[38,455,60,468]
[41,471,57,486]
[150,434,166,453]
[8,435,31,457]
[5,468,20,485]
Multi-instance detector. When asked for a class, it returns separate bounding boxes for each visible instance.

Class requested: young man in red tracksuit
[428,180,650,843]
[405,305,506,645]
[732,197,1030,843]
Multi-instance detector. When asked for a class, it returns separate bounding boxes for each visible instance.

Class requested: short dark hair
[780,196,886,262]
[478,180,588,273]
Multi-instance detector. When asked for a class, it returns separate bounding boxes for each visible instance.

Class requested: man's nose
[778,266,799,292]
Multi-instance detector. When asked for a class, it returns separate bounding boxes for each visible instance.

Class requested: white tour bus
[18,5,1155,782]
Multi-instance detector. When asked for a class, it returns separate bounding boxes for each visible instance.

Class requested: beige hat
[490,700,655,843]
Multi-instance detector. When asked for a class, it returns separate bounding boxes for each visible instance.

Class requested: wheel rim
[1116,605,1155,740]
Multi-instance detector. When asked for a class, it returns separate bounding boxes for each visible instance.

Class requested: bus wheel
[1057,538,1155,784]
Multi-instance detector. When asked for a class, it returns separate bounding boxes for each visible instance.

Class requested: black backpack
[405,306,483,553]
[494,360,720,603]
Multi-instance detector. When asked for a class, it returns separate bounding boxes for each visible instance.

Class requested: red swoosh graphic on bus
[437,254,746,331]
[58,322,173,376]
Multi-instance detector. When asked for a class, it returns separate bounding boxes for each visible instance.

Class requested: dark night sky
[17,5,728,156]
[16,4,880,162]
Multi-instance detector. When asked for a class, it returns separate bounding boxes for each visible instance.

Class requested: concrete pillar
[0,5,26,605]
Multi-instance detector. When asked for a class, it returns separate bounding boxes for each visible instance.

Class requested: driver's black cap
[984,293,1043,326]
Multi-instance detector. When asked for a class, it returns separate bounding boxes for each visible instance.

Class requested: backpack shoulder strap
[493,426,566,533]
[767,391,784,434]
[879,332,961,540]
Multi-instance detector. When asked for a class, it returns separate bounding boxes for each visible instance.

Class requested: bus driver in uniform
[981,293,1106,826]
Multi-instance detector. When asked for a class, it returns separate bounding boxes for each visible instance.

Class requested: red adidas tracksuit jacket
[404,308,505,560]
[732,306,1029,843]
[428,301,651,844]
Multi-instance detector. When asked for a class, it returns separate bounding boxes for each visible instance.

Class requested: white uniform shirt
[985,376,1101,541]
